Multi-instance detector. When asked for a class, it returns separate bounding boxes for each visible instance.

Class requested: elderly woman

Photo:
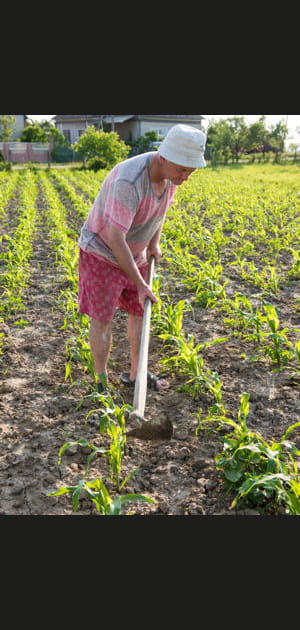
[78,124,206,393]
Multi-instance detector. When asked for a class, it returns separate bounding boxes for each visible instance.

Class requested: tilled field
[0,166,299,516]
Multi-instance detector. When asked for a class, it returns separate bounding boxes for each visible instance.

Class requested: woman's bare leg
[127,314,143,381]
[89,318,112,382]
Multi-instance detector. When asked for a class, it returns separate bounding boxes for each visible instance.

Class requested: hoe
[126,256,173,440]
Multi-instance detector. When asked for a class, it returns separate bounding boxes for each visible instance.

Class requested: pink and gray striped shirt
[78,151,176,268]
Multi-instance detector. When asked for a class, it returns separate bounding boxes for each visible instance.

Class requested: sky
[27,114,300,148]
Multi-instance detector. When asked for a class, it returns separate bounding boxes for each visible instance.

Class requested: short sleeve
[104,179,138,232]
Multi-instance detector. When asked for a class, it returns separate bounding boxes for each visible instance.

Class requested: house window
[78,129,85,137]
[63,130,71,142]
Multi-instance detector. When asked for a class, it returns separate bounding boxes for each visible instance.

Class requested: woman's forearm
[108,226,146,288]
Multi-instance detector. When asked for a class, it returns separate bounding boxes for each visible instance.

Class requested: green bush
[72,127,130,168]
[128,130,160,156]
[85,156,107,171]
[0,160,12,171]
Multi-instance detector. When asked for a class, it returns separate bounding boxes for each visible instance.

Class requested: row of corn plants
[37,171,98,389]
[48,169,91,219]
[37,170,155,514]
[38,171,98,384]
[0,171,20,220]
[59,167,108,201]
[0,170,39,317]
[0,171,21,352]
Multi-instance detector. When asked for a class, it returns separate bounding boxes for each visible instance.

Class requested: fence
[0,142,52,163]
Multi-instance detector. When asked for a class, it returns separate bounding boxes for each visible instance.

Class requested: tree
[21,120,69,161]
[206,118,233,164]
[206,117,249,164]
[267,119,288,160]
[226,116,248,162]
[21,123,48,142]
[72,126,130,168]
[38,120,68,146]
[244,116,268,154]
[288,143,298,162]
[0,115,16,141]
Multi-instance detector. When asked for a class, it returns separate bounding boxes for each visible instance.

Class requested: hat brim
[158,145,206,168]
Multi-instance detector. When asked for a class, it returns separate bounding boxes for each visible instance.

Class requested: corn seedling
[65,329,95,382]
[165,243,199,280]
[160,329,227,398]
[288,248,300,280]
[153,296,193,337]
[95,395,132,435]
[47,475,156,515]
[221,293,266,343]
[193,261,228,307]
[58,394,130,490]
[0,329,4,355]
[213,394,300,514]
[94,393,129,489]
[259,303,294,369]
[195,370,230,435]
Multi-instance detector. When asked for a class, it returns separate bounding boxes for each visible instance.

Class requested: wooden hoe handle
[132,255,156,420]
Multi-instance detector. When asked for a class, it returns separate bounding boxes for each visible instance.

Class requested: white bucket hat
[158,124,206,168]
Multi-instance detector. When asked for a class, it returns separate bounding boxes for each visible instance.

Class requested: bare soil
[1,181,299,517]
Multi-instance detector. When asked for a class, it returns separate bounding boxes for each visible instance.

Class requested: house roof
[103,115,135,123]
[136,114,205,122]
[54,114,205,123]
[55,114,100,121]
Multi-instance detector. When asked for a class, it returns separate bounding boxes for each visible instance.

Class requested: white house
[54,114,205,144]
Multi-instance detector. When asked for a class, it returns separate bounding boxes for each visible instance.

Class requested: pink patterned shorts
[78,249,149,322]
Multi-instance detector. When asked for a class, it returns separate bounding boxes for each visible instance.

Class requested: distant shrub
[85,156,107,171]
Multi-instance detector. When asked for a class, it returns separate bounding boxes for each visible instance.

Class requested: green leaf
[120,493,157,504]
[289,480,300,499]
[109,497,122,515]
[282,421,300,441]
[223,466,244,482]
[237,472,292,499]
[119,468,140,491]
[46,485,74,497]
[85,447,107,474]
[57,440,79,462]
[285,491,300,514]
[72,480,86,512]
[238,392,250,424]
